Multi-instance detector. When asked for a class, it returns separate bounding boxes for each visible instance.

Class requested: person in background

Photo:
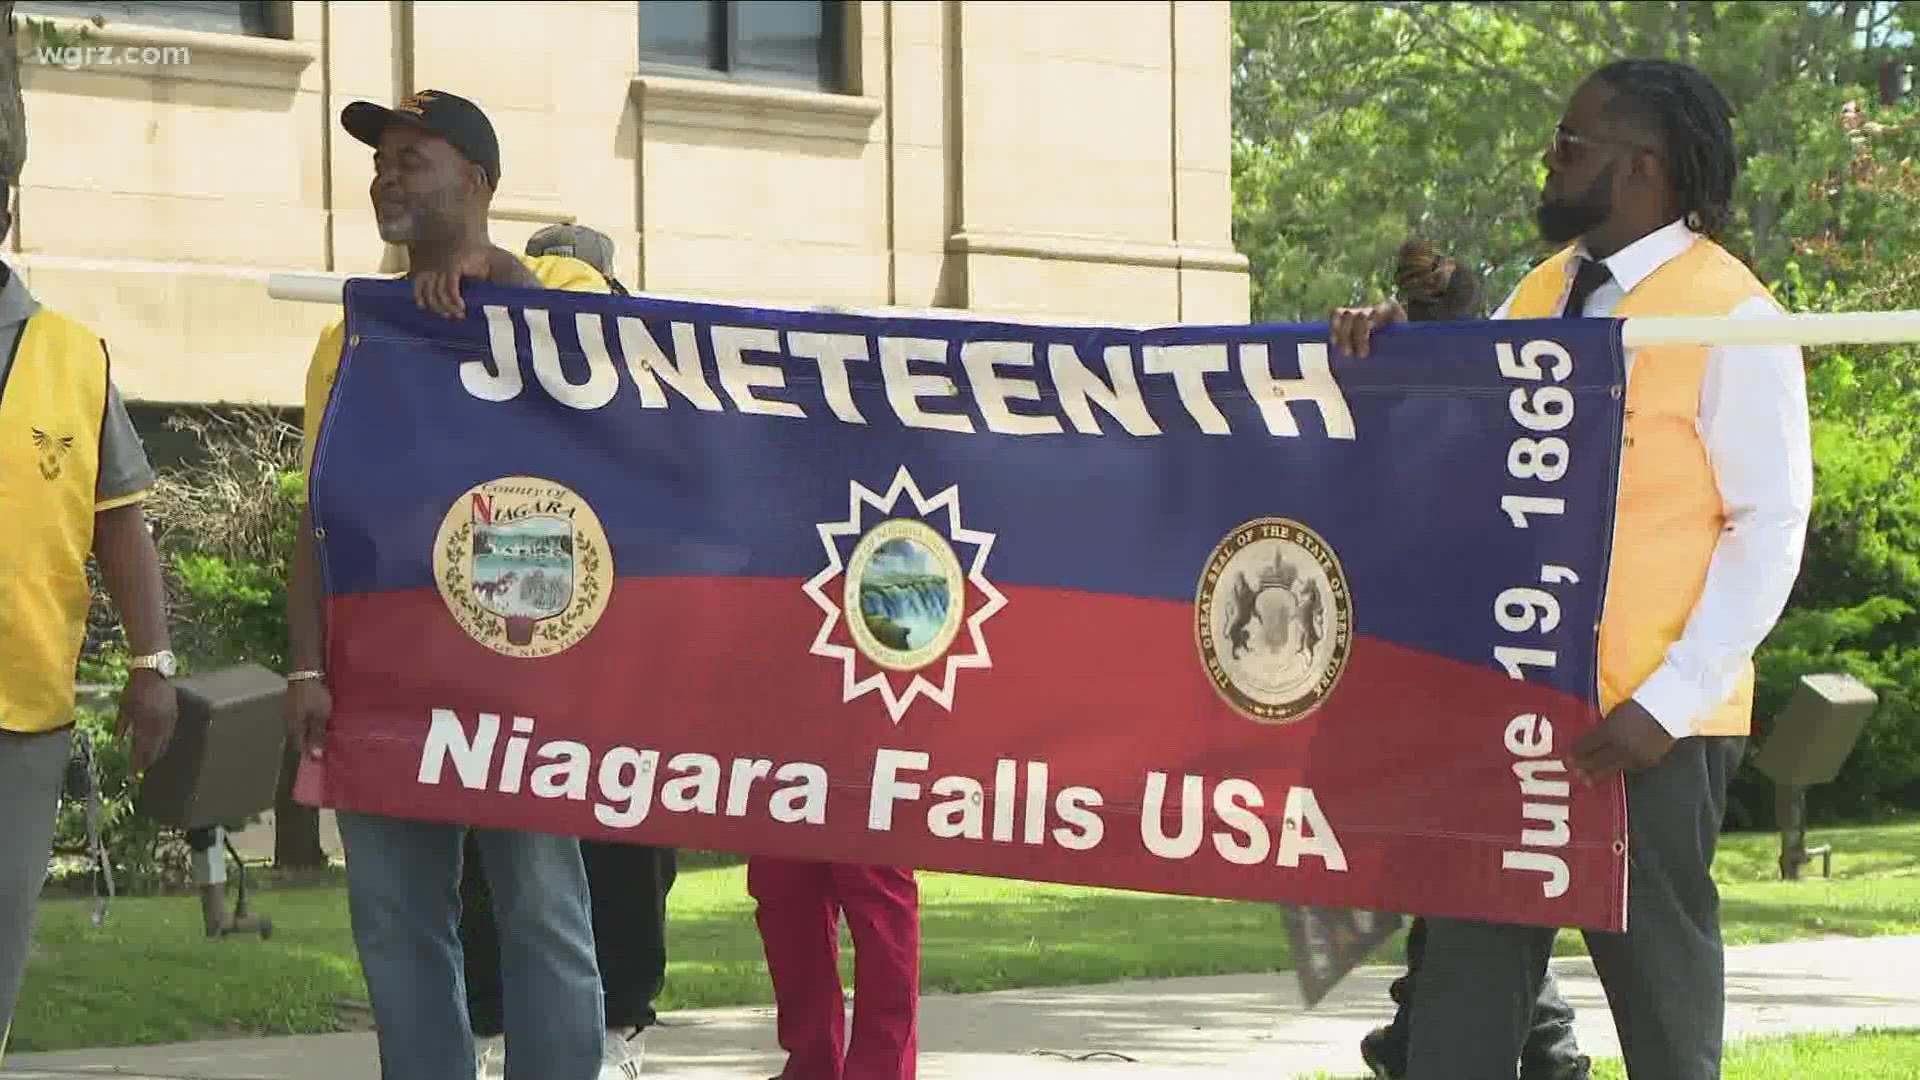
[524,224,633,296]
[750,856,920,1080]
[1355,243,1592,1080]
[456,221,677,1080]
[283,88,618,1080]
[1388,237,1487,322]
[539,215,929,1079]
[1332,59,1813,1080]
[0,175,178,1066]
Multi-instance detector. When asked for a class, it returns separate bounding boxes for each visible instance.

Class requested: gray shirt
[0,264,155,505]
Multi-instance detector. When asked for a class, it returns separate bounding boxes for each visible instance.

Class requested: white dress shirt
[1493,219,1815,739]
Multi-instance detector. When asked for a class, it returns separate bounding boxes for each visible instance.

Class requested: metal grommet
[350,334,362,347]
[313,528,327,541]
[1612,840,1626,855]
[1610,384,1624,399]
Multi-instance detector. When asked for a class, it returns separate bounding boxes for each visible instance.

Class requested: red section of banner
[303,578,1627,931]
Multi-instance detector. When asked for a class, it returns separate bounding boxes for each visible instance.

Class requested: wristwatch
[129,650,178,678]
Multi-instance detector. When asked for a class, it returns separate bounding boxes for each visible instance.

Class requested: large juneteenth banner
[298,279,1631,932]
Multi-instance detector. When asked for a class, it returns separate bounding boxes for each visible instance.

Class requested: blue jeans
[337,811,604,1080]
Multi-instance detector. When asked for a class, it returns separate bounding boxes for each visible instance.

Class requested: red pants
[748,857,920,1080]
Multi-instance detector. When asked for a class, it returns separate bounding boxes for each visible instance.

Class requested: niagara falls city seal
[1196,517,1354,725]
[433,475,614,659]
[843,517,967,673]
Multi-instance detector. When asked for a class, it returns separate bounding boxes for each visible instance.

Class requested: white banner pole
[268,272,354,304]
[265,273,951,318]
[264,273,1115,327]
[266,273,1920,348]
[1622,311,1920,347]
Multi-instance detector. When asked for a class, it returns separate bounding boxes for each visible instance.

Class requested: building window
[14,0,277,36]
[639,1,847,93]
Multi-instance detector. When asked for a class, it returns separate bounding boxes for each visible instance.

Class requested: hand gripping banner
[299,279,1631,932]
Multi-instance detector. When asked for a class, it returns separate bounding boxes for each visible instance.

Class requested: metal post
[1776,784,1809,881]
[1755,673,1877,883]
[1775,784,1838,881]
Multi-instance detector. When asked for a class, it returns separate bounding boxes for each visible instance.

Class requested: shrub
[144,407,304,671]
[1729,105,1920,829]
[52,694,193,896]
[61,407,306,890]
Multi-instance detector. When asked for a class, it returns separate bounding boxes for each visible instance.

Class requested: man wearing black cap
[283,89,620,1080]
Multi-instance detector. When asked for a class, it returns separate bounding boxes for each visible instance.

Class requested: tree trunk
[0,1,26,184]
[273,741,329,868]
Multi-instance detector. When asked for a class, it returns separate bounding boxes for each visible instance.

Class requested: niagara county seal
[843,517,967,674]
[433,475,614,659]
[1195,517,1354,725]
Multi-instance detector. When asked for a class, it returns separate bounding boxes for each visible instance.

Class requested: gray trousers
[0,726,73,1059]
[1406,735,1744,1080]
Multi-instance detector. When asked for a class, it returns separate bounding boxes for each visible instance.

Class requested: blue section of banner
[310,279,1625,702]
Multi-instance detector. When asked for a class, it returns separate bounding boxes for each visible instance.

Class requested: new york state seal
[1195,517,1354,725]
[433,475,613,659]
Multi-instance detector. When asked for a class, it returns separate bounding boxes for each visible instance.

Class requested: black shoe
[1360,1026,1404,1080]
[1522,1055,1593,1080]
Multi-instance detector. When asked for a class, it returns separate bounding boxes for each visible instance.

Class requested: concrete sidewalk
[7,936,1918,1079]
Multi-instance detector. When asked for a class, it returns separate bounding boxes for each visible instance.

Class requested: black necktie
[1563,257,1613,317]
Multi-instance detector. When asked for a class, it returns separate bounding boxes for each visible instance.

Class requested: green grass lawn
[12,817,1919,1053]
[1306,1027,1920,1079]
[1595,1028,1920,1079]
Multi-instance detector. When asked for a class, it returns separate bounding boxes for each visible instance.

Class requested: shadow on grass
[14,817,1919,1054]
[14,872,1325,1053]
[13,889,367,1053]
[653,879,1317,1011]
[1713,818,1920,884]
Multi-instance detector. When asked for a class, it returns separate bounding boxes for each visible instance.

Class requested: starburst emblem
[802,465,1007,723]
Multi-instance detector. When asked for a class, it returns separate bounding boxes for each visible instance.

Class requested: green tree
[80,408,325,874]
[153,410,325,867]
[1734,106,1920,825]
[1233,1,1916,321]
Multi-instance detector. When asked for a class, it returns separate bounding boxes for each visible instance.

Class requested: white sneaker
[599,1027,645,1080]
[476,1039,506,1080]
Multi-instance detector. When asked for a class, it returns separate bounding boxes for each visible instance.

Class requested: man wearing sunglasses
[1331,59,1812,1080]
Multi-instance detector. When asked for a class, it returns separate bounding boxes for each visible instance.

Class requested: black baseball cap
[342,89,501,189]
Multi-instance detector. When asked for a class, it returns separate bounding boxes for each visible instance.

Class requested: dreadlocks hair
[1395,238,1484,322]
[1593,59,1738,238]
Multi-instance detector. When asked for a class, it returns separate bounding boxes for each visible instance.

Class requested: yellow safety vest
[0,308,110,734]
[1503,239,1775,737]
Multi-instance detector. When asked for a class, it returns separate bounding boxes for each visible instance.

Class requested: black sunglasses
[1550,125,1658,165]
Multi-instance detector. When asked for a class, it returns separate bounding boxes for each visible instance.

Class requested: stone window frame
[14,0,282,38]
[638,0,850,96]
[12,0,316,91]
